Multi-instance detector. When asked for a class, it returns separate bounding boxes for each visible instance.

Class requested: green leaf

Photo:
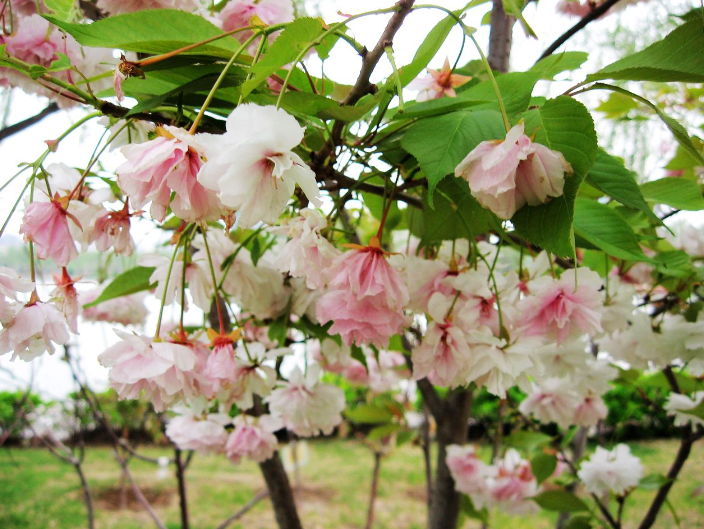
[419,176,499,243]
[401,109,506,205]
[586,149,657,221]
[653,251,696,279]
[531,452,558,484]
[82,266,155,308]
[512,97,598,257]
[44,0,77,22]
[563,516,593,529]
[350,344,368,371]
[587,84,704,166]
[573,198,650,262]
[504,431,552,451]
[638,474,672,490]
[460,71,540,117]
[530,52,589,80]
[502,0,537,38]
[641,177,704,210]
[240,18,325,98]
[267,310,289,347]
[532,490,590,513]
[398,9,460,86]
[367,423,403,441]
[345,405,393,424]
[588,19,704,83]
[45,10,242,58]
[594,92,639,119]
[681,398,704,421]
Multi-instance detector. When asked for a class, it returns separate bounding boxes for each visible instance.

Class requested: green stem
[217,228,263,291]
[154,232,187,341]
[199,224,226,334]
[275,5,402,109]
[189,32,261,134]
[238,33,267,106]
[468,34,510,132]
[384,46,404,113]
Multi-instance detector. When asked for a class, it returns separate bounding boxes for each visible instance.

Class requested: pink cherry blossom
[226,342,286,410]
[489,449,539,515]
[316,240,409,347]
[274,208,340,289]
[455,123,532,220]
[413,293,473,387]
[117,127,223,222]
[266,366,345,437]
[519,268,603,344]
[96,0,201,15]
[3,15,64,66]
[515,143,571,206]
[446,444,492,502]
[20,199,80,267]
[226,414,282,463]
[197,104,322,228]
[166,409,229,453]
[519,378,580,429]
[409,58,472,102]
[90,204,135,255]
[573,394,608,427]
[556,0,594,17]
[0,300,70,361]
[50,268,80,334]
[0,267,34,323]
[98,330,197,411]
[219,0,294,33]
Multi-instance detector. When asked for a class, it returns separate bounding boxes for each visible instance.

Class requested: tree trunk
[427,389,473,529]
[488,0,515,73]
[259,453,303,529]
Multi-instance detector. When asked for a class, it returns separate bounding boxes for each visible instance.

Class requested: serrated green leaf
[587,84,704,166]
[530,52,589,80]
[502,0,537,38]
[345,405,393,424]
[399,8,460,86]
[512,97,598,257]
[594,92,639,119]
[574,199,650,261]
[460,71,540,117]
[531,452,558,484]
[44,0,77,22]
[641,177,704,210]
[419,176,499,243]
[240,18,325,98]
[588,19,704,83]
[586,149,657,222]
[504,430,552,451]
[45,10,241,58]
[401,109,506,205]
[82,266,155,308]
[563,515,593,529]
[532,490,590,513]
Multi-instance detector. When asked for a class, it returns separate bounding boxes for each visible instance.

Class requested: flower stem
[188,33,261,134]
[468,34,510,132]
[154,231,187,341]
[199,223,226,335]
[384,46,404,113]
[238,33,267,106]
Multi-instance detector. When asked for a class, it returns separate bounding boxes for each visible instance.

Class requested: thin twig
[215,490,269,529]
[537,0,625,62]
[0,103,59,143]
[365,451,383,529]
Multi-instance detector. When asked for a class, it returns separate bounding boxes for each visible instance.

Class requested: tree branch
[487,0,515,73]
[536,0,625,62]
[0,103,59,143]
[175,448,190,529]
[215,490,269,529]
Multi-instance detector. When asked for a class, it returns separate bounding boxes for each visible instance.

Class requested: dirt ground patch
[95,485,174,511]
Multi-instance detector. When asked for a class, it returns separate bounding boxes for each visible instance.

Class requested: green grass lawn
[1,438,702,529]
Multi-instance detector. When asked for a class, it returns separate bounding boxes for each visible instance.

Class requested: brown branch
[365,451,383,529]
[487,0,515,73]
[537,0,625,62]
[0,103,59,143]
[314,0,416,165]
[78,1,105,20]
[215,490,269,529]
[175,448,190,529]
[636,366,702,529]
[119,459,168,529]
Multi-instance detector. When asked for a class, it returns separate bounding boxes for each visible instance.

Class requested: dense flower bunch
[1,1,703,527]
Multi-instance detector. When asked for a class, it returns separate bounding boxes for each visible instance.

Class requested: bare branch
[536,0,625,62]
[215,490,269,529]
[0,103,59,143]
